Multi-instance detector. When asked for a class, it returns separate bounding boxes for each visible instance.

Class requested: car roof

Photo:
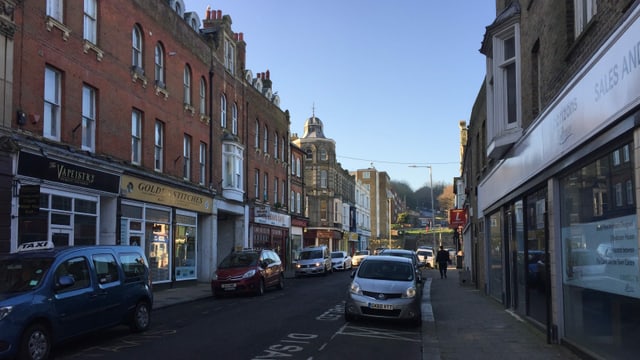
[362,255,412,264]
[381,249,414,254]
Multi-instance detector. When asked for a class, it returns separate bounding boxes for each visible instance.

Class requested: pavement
[151,268,586,360]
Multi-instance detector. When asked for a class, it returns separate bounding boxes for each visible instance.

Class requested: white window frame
[263,173,268,202]
[494,27,520,129]
[183,66,192,106]
[132,26,143,69]
[296,193,301,214]
[320,170,327,189]
[290,190,295,212]
[274,131,279,159]
[263,126,268,153]
[274,177,279,205]
[131,110,142,165]
[155,44,165,86]
[220,94,227,128]
[81,85,96,152]
[199,78,206,115]
[222,143,243,190]
[199,142,206,185]
[574,0,597,38]
[83,0,97,44]
[44,66,61,141]
[183,135,192,181]
[47,0,64,22]
[254,170,260,199]
[155,121,164,172]
[232,103,238,135]
[224,38,235,73]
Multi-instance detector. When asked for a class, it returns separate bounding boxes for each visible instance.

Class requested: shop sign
[254,210,290,228]
[18,151,119,193]
[19,185,40,216]
[449,209,467,228]
[255,205,271,217]
[120,175,212,213]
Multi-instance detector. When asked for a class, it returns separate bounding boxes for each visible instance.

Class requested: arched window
[263,125,268,153]
[220,94,227,128]
[154,43,165,87]
[232,103,238,135]
[199,77,206,114]
[183,65,192,106]
[132,26,143,69]
[274,131,279,159]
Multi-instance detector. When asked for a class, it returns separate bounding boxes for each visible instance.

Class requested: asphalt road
[53,269,424,359]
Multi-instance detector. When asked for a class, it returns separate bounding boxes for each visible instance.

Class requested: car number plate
[369,302,393,310]
[221,283,236,290]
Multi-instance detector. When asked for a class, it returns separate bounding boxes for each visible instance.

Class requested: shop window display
[560,141,640,358]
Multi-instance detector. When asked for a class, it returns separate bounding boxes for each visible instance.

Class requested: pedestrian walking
[436,245,450,279]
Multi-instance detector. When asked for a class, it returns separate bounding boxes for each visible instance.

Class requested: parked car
[352,250,370,266]
[373,247,388,255]
[416,248,435,269]
[294,246,332,277]
[0,241,153,360]
[211,248,284,297]
[345,255,422,326]
[378,248,425,282]
[331,251,352,271]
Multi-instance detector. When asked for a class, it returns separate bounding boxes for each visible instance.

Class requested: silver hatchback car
[344,255,422,326]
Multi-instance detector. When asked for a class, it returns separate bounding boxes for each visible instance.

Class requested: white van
[294,246,332,277]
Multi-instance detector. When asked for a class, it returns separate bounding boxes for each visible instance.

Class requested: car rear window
[358,260,414,281]
[299,250,323,260]
[219,252,259,268]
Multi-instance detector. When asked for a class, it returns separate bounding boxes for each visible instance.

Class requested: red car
[211,249,284,297]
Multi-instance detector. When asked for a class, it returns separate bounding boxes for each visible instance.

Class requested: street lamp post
[409,165,435,249]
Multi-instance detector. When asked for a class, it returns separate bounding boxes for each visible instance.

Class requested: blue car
[0,241,153,360]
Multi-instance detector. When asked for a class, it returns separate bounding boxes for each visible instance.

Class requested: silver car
[344,255,422,326]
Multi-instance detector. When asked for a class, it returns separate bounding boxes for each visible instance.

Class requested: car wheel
[130,301,151,332]
[277,273,285,290]
[19,323,51,360]
[256,278,265,296]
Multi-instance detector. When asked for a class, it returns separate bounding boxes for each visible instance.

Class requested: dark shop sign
[18,151,120,193]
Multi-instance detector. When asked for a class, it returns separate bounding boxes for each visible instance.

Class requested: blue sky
[189,1,496,190]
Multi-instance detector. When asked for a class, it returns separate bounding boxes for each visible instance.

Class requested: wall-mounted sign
[19,185,40,216]
[120,175,212,213]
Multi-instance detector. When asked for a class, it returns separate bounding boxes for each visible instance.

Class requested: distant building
[292,115,354,252]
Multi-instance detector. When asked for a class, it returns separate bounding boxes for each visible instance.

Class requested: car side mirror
[350,270,356,278]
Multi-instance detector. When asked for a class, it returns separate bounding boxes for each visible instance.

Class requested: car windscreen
[299,250,323,260]
[357,260,414,281]
[417,250,432,256]
[355,251,369,256]
[0,257,54,294]
[331,253,343,259]
[218,253,259,269]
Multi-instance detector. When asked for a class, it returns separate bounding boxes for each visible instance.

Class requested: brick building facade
[3,0,293,288]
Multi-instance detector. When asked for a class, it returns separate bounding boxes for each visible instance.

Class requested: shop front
[14,150,120,249]
[478,6,640,358]
[251,206,290,266]
[119,175,213,286]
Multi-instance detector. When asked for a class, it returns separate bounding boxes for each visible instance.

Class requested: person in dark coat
[436,245,450,279]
